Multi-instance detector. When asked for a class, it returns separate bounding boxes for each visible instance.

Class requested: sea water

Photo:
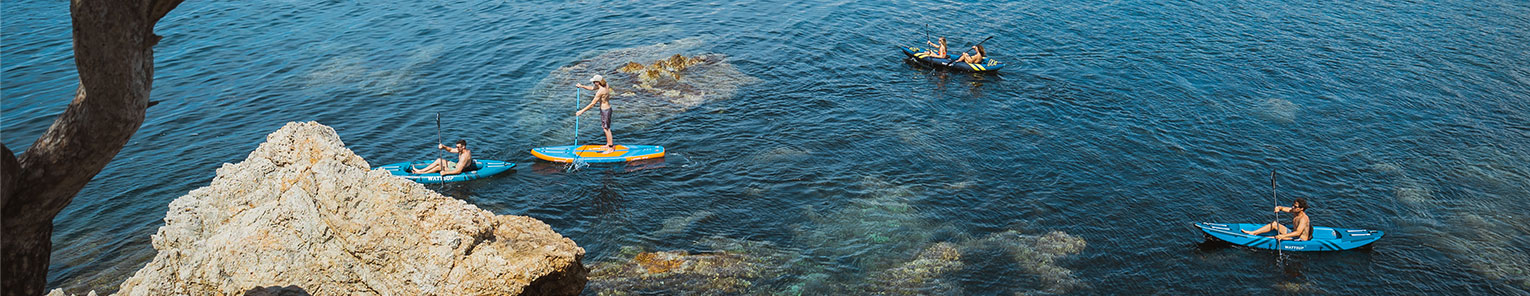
[5,0,1529,294]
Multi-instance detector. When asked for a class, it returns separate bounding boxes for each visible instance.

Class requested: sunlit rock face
[114,122,586,296]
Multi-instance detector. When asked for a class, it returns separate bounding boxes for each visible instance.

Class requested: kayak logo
[1282,245,1306,250]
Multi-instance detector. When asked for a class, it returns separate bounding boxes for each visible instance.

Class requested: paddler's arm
[576,96,599,116]
[574,83,596,91]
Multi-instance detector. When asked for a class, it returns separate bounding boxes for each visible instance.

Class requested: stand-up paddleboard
[376,160,515,184]
[530,145,665,163]
[1193,222,1383,251]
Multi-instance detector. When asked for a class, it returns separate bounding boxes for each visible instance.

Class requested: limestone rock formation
[113,122,586,296]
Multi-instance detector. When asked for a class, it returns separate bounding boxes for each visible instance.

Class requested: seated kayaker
[923,37,949,59]
[411,139,476,175]
[956,44,987,65]
[1242,198,1312,241]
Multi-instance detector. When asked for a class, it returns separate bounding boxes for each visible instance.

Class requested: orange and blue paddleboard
[530,145,665,163]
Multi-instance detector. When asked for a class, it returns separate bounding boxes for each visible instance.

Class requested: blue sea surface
[5,0,1530,294]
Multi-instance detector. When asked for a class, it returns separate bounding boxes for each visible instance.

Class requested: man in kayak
[1242,198,1312,241]
[923,36,949,59]
[411,139,475,175]
[575,74,616,153]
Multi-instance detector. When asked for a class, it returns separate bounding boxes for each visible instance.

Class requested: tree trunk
[1,0,182,294]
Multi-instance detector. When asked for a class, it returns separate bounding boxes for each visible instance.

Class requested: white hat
[590,74,604,82]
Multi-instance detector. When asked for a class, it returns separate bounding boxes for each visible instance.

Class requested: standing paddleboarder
[575,75,616,153]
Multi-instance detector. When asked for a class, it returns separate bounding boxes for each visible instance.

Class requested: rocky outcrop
[113,122,586,295]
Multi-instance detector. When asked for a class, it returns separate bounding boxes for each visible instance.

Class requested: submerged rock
[1273,281,1325,294]
[518,37,760,140]
[586,236,797,295]
[656,211,715,235]
[1257,98,1299,123]
[968,230,1089,294]
[114,122,586,295]
[794,176,952,272]
[864,242,965,295]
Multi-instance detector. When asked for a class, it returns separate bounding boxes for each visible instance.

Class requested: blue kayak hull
[1194,222,1383,251]
[376,159,515,184]
[530,144,665,163]
[902,46,1006,72]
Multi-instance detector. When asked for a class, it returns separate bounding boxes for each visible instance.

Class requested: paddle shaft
[436,113,443,188]
[573,89,580,147]
[1271,170,1280,256]
[944,36,995,66]
[436,113,443,162]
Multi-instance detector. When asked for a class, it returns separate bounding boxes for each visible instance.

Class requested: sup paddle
[943,36,995,67]
[568,88,587,171]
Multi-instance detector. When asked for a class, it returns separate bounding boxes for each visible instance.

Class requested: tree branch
[1,0,183,294]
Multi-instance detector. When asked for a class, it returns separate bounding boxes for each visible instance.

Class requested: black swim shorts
[600,108,613,130]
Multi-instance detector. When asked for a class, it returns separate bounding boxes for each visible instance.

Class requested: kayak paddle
[944,36,995,67]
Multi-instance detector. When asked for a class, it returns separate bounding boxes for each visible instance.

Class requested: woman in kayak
[575,75,616,153]
[412,139,475,175]
[923,37,949,59]
[1242,198,1312,241]
[956,44,987,65]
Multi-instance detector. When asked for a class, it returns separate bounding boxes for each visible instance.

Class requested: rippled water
[5,0,1530,294]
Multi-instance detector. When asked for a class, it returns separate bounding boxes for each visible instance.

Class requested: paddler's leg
[412,158,445,174]
[600,108,615,152]
[1242,220,1281,235]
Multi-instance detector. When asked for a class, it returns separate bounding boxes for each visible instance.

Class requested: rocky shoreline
[55,122,586,295]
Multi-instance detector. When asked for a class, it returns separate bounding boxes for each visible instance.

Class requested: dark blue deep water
[6,0,1530,294]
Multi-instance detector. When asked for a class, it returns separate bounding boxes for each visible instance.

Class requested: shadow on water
[528,158,668,175]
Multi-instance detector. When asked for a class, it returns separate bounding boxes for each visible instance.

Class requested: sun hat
[590,74,604,82]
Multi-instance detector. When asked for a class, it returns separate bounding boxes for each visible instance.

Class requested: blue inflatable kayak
[375,160,515,184]
[1193,222,1383,252]
[902,46,1006,72]
[530,144,665,163]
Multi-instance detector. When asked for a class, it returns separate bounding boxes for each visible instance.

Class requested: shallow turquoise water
[5,0,1530,294]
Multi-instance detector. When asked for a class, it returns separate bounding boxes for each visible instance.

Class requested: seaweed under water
[588,175,1090,295]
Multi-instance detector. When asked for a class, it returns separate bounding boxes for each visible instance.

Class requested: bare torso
[595,85,611,110]
[1291,212,1312,241]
